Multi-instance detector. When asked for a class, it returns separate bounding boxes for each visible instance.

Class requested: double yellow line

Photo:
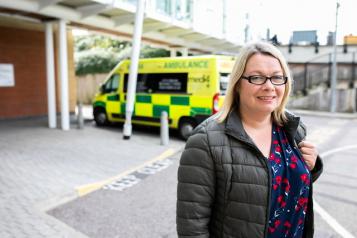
[76,148,181,197]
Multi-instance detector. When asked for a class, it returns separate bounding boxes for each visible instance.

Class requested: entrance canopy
[0,0,241,54]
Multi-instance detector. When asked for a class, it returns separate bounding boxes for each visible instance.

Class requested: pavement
[0,106,357,238]
[0,108,185,238]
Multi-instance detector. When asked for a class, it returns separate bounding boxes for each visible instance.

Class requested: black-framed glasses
[241,75,288,85]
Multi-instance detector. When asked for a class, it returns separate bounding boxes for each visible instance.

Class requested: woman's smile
[257,96,276,101]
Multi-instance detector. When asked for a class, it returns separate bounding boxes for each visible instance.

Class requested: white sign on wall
[0,64,15,87]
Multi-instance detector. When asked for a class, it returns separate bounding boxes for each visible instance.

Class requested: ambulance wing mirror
[100,84,106,94]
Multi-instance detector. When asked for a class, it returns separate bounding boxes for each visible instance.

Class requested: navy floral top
[267,124,311,238]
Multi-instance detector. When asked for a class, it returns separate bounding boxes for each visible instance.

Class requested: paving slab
[0,117,184,238]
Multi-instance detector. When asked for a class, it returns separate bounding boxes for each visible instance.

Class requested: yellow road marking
[76,148,180,197]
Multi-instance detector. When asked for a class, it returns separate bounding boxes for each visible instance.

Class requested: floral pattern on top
[267,124,311,238]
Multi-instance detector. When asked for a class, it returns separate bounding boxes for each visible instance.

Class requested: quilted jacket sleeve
[311,155,323,182]
[176,129,216,238]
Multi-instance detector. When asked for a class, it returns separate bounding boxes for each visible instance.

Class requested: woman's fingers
[298,141,314,148]
[298,140,318,171]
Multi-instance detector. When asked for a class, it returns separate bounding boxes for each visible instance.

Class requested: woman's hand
[298,141,318,171]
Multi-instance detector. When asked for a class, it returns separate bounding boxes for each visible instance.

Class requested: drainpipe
[303,63,308,96]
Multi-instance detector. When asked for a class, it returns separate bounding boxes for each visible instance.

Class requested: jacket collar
[224,109,301,143]
[282,110,301,142]
[224,109,255,145]
[225,109,248,139]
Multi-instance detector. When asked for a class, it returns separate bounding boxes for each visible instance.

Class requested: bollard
[77,103,84,129]
[160,111,169,145]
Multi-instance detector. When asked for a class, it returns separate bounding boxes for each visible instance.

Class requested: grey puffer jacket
[176,110,323,238]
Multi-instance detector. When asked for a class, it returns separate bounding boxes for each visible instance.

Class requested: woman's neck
[240,109,273,158]
[240,110,272,129]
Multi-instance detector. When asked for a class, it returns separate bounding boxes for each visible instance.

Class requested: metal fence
[292,51,357,95]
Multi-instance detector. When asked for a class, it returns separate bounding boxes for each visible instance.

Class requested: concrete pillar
[170,47,188,57]
[58,19,70,130]
[170,48,177,57]
[348,88,356,112]
[181,47,188,57]
[45,22,56,129]
[123,0,146,139]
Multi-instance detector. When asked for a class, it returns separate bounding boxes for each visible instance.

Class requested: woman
[176,41,323,238]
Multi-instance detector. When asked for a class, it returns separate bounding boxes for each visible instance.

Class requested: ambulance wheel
[179,118,197,140]
[94,108,108,126]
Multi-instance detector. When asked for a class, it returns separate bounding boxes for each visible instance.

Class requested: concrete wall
[288,88,357,112]
[0,24,76,119]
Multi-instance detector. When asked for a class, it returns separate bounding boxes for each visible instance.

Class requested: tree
[74,34,170,75]
[140,45,170,58]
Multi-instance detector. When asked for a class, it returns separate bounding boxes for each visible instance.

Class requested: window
[124,73,188,93]
[175,0,193,22]
[122,0,137,5]
[111,74,119,90]
[103,74,119,93]
[156,0,171,16]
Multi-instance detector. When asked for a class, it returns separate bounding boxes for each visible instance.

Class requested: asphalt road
[48,115,357,238]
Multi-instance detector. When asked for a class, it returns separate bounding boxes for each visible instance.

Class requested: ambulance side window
[103,74,119,93]
[123,74,149,93]
[153,73,188,93]
[123,73,187,94]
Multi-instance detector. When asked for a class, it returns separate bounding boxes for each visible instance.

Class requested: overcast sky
[236,0,357,45]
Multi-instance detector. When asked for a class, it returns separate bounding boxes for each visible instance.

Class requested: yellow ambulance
[92,55,235,139]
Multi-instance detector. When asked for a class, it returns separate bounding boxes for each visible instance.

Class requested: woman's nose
[262,78,275,89]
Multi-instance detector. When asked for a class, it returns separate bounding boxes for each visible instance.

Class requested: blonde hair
[216,41,292,125]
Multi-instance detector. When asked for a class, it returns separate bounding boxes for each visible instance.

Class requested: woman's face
[238,53,286,117]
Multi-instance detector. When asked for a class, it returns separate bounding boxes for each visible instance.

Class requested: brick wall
[0,25,76,119]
